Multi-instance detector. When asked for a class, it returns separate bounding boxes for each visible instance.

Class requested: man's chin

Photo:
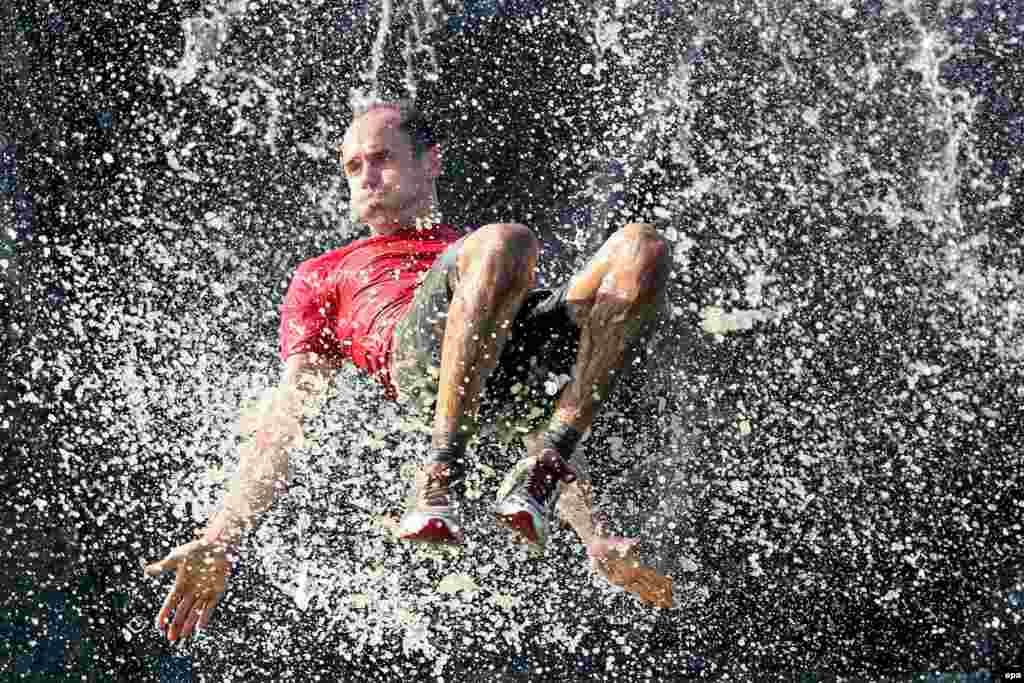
[355,201,420,233]
[353,206,390,228]
[369,223,404,235]
[361,215,406,235]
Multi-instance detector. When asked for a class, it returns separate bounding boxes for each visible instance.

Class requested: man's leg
[432,223,539,455]
[398,223,539,543]
[554,222,669,436]
[495,222,671,548]
[554,222,672,604]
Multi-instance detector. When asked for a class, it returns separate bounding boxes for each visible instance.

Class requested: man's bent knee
[616,223,671,282]
[474,222,538,258]
[459,222,539,286]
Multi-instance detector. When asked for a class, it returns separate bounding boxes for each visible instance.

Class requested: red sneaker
[493,449,577,551]
[396,462,465,545]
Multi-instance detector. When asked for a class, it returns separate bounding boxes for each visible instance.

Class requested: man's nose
[359,164,381,190]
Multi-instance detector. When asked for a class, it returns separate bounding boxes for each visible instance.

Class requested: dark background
[2,0,1023,680]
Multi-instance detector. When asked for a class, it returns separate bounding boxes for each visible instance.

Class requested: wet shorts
[390,235,580,442]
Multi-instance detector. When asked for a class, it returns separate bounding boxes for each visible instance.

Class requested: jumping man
[145,99,673,643]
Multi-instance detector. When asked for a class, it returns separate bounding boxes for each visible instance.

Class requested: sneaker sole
[493,509,544,548]
[494,456,554,551]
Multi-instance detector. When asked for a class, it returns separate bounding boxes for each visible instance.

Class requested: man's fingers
[620,567,673,609]
[144,539,211,578]
[591,553,674,609]
[604,556,644,585]
[156,589,180,632]
[198,593,222,630]
[149,539,233,642]
[168,593,196,642]
[143,556,178,578]
[178,599,205,641]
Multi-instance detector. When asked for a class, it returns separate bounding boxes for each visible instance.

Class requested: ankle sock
[425,431,470,487]
[540,421,582,462]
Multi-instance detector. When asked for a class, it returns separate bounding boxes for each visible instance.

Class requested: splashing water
[6,0,1022,678]
[351,0,444,104]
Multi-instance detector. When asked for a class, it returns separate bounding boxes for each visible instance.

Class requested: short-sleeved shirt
[278,224,465,396]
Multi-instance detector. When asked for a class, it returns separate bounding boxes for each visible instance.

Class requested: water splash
[349,0,446,105]
[11,0,1019,677]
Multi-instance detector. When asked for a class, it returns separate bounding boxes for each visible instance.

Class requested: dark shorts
[391,236,580,442]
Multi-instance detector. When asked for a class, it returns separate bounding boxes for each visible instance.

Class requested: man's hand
[586,533,673,609]
[143,531,234,642]
[556,479,674,608]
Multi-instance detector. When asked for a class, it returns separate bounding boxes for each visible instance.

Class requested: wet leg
[544,222,671,457]
[431,222,539,456]
[494,223,670,552]
[398,223,539,543]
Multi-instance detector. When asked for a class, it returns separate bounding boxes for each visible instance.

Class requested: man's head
[339,99,443,235]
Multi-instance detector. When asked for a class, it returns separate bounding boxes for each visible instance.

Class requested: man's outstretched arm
[144,351,334,642]
[205,351,335,546]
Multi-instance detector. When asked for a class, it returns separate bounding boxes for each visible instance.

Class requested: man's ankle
[540,420,582,462]
[424,430,469,495]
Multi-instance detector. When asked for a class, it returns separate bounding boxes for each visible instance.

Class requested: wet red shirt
[278,224,464,395]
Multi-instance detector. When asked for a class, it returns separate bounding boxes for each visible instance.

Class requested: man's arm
[145,352,334,643]
[202,351,335,547]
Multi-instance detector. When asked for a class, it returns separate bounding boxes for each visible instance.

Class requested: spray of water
[6,0,1021,677]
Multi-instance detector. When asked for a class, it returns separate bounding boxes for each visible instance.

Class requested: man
[145,99,673,643]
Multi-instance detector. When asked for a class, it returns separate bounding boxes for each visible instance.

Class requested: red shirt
[278,224,464,395]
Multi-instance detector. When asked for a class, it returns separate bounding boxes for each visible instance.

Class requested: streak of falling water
[351,0,443,105]
[899,0,1021,354]
[903,0,977,236]
[403,0,444,98]
[352,0,395,104]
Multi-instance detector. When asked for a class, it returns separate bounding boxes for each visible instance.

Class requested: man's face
[340,108,439,234]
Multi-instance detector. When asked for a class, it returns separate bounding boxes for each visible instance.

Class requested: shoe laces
[525,450,577,509]
[418,462,452,508]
